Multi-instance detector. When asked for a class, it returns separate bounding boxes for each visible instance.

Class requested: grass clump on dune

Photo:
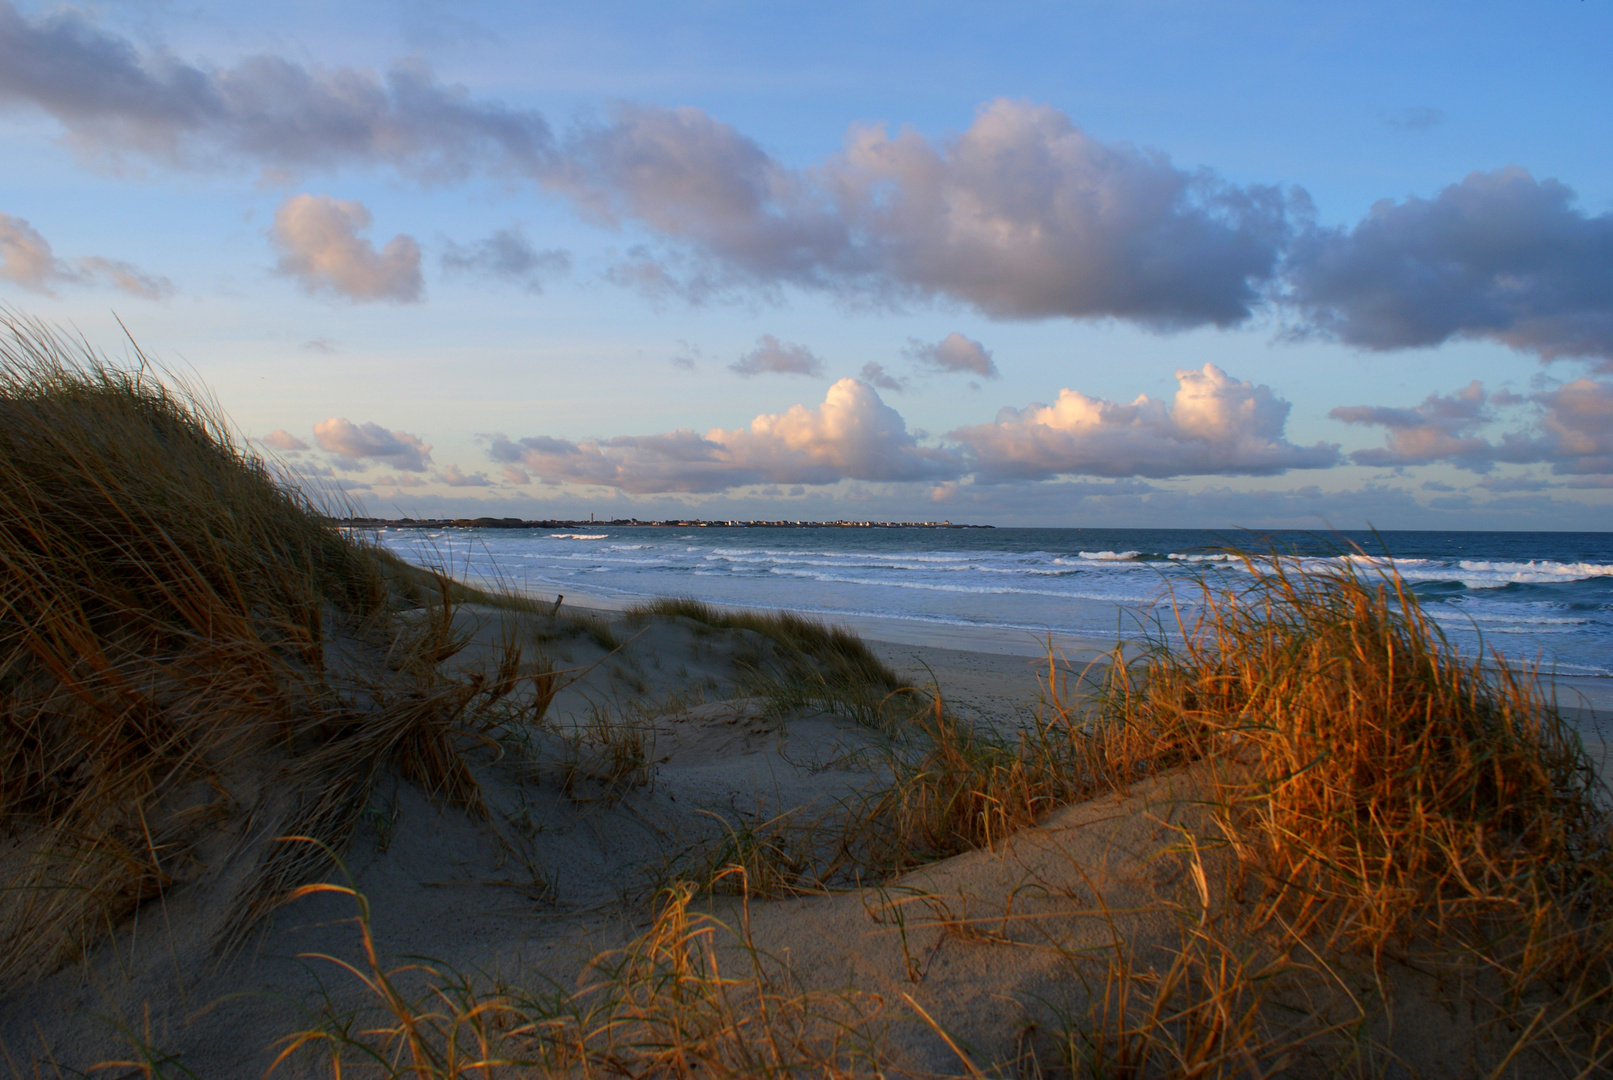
[274,875,886,1079]
[0,315,521,984]
[1054,549,1613,1074]
[626,597,904,726]
[814,546,1613,1071]
[1099,549,1611,954]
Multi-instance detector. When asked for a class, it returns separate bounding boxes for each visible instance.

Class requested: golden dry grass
[274,869,886,1079]
[1042,548,1613,1076]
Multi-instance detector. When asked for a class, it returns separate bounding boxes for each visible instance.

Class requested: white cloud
[436,464,493,487]
[500,464,532,484]
[270,194,422,303]
[904,332,998,378]
[954,363,1339,481]
[0,212,56,288]
[313,417,433,471]
[76,255,172,299]
[1535,377,1613,475]
[729,334,825,377]
[488,378,961,494]
[374,473,427,489]
[1330,382,1504,470]
[1334,377,1613,476]
[260,428,309,451]
[0,211,172,297]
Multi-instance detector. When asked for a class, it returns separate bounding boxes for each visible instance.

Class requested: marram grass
[0,314,525,983]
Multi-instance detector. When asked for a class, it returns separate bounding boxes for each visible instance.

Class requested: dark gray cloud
[550,105,856,299]
[5,3,1610,361]
[1332,376,1613,475]
[440,227,570,292]
[0,0,552,179]
[730,334,825,377]
[904,332,998,378]
[553,100,1292,328]
[1285,168,1613,363]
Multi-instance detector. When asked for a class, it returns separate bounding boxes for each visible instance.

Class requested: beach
[379,524,1613,787]
[374,525,1613,678]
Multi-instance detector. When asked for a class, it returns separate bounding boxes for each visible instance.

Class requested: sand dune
[1,598,1606,1077]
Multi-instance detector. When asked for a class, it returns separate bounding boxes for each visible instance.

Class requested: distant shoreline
[334,516,995,529]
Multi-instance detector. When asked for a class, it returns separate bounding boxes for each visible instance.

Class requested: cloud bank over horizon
[283,366,1370,500]
[1333,375,1613,477]
[484,377,959,494]
[955,364,1340,481]
[271,362,1613,506]
[2,2,1610,362]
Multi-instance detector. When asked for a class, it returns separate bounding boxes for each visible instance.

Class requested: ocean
[372,527,1613,679]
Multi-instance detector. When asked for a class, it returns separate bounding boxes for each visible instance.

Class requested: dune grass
[625,597,906,726]
[0,315,527,984]
[377,549,621,651]
[625,551,1613,1073]
[85,548,1601,1079]
[1099,549,1612,956]
[273,871,885,1079]
[1041,548,1613,1075]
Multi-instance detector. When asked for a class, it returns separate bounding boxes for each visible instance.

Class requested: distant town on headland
[334,517,994,530]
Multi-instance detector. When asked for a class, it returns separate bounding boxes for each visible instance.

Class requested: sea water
[373,527,1613,678]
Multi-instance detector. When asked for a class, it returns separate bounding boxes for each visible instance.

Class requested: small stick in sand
[551,594,564,616]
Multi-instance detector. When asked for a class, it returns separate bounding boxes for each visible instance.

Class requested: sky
[1,0,1610,529]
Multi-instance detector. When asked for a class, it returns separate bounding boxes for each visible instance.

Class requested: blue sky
[1,0,1610,528]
